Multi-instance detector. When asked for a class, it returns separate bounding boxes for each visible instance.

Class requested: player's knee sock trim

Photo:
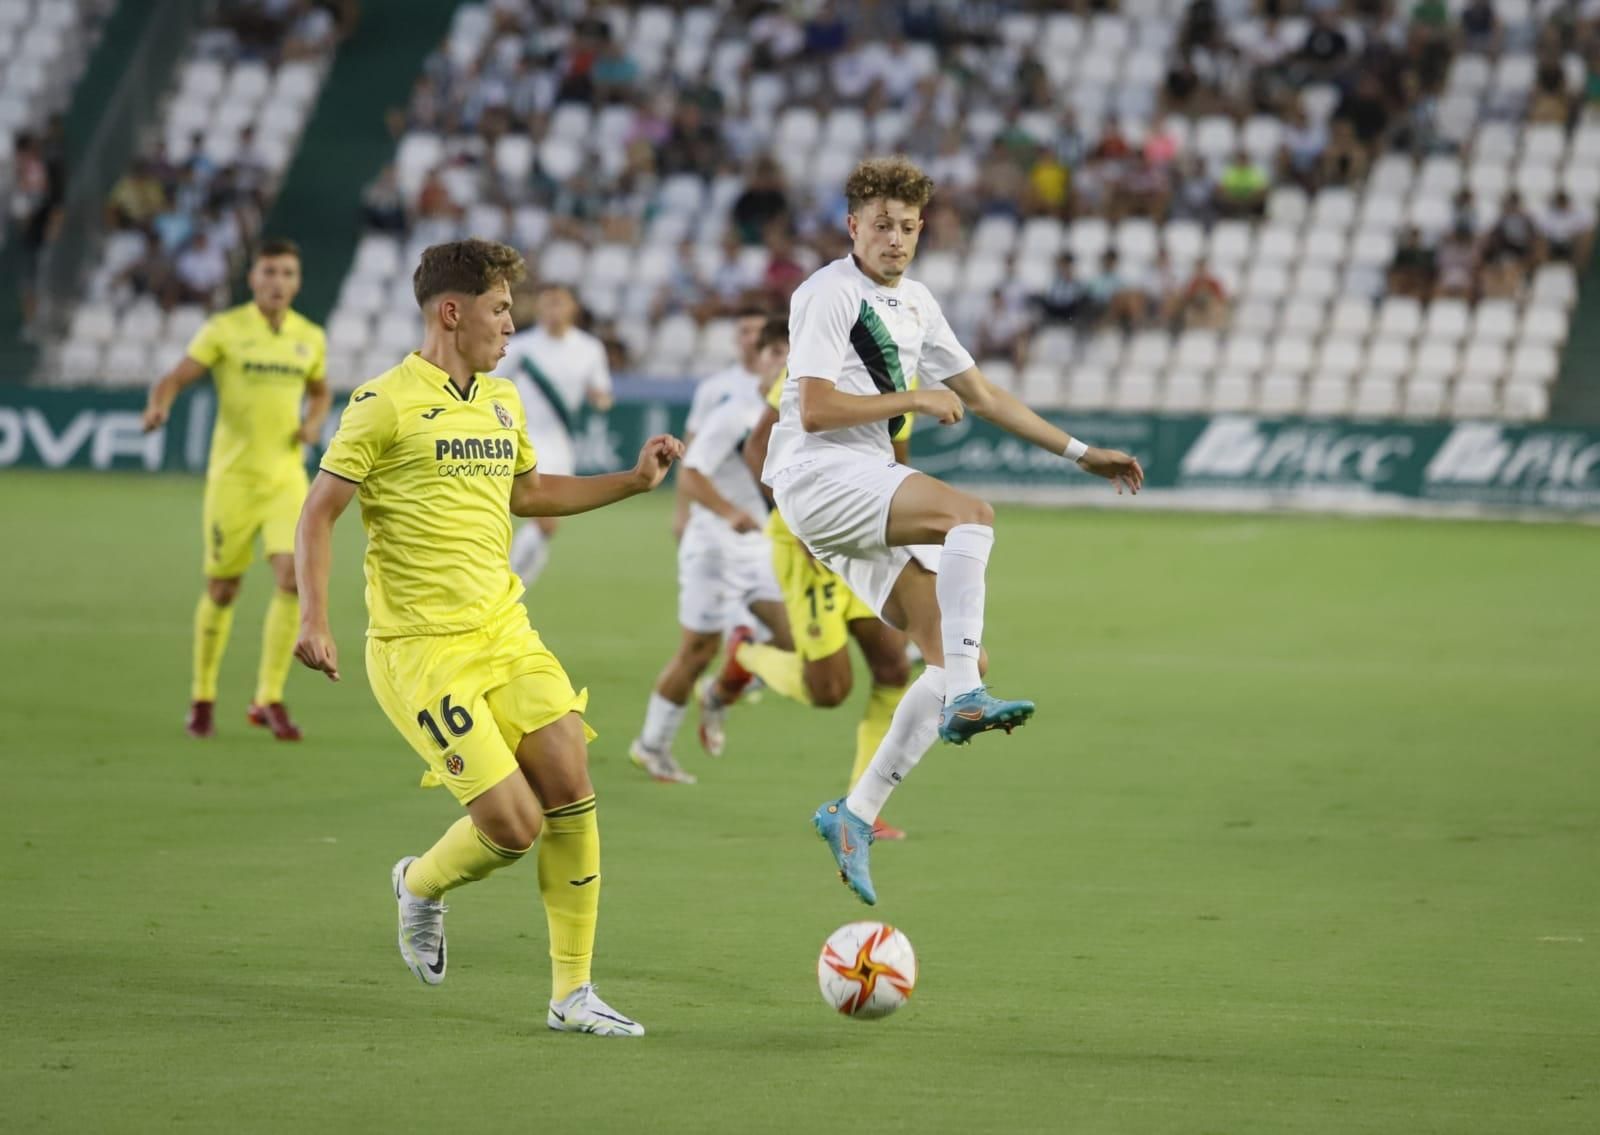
[850,683,905,788]
[539,796,600,1001]
[192,593,236,702]
[844,666,945,824]
[405,816,527,899]
[938,524,993,695]
[734,641,813,705]
[254,589,299,705]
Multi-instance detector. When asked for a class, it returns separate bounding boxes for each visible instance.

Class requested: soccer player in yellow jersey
[702,358,916,840]
[141,239,330,741]
[293,239,681,1036]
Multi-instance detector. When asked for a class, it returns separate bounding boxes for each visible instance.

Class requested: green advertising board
[3,386,1597,516]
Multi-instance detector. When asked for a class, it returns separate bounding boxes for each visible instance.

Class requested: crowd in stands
[353,0,1598,376]
[95,0,348,311]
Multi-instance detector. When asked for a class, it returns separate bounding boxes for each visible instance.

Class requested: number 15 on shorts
[418,694,474,749]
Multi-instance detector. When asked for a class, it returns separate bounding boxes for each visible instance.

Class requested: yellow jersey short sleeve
[188,303,327,486]
[512,390,538,476]
[323,353,530,638]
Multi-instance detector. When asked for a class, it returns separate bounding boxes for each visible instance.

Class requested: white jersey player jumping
[630,317,794,784]
[762,157,1144,906]
[500,283,614,587]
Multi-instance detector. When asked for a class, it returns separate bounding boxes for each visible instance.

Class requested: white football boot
[547,984,646,1037]
[391,856,447,985]
[628,737,697,784]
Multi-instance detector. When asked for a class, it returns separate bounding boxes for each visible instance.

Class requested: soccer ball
[817,921,917,1019]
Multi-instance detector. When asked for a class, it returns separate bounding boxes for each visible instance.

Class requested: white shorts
[528,424,576,477]
[771,455,940,618]
[677,534,783,634]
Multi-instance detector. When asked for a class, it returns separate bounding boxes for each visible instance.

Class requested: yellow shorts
[201,471,307,578]
[771,532,877,662]
[365,601,596,805]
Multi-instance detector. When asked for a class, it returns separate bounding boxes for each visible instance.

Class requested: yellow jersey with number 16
[185,302,326,486]
[319,352,538,639]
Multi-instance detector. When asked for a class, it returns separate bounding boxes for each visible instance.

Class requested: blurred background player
[629,316,792,784]
[295,239,682,1036]
[719,334,917,842]
[673,304,772,543]
[140,238,329,742]
[765,158,1143,905]
[499,283,614,590]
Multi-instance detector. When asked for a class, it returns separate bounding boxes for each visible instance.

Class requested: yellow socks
[538,795,600,1001]
[254,589,299,705]
[404,816,528,899]
[192,593,236,702]
[735,641,813,705]
[851,683,906,787]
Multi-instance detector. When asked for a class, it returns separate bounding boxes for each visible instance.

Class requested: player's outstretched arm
[680,467,760,533]
[511,434,684,517]
[141,357,208,432]
[296,379,333,445]
[743,405,779,504]
[796,377,959,432]
[944,369,1144,494]
[293,471,358,682]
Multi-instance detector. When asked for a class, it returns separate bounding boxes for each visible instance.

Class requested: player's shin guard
[850,683,905,788]
[192,592,236,702]
[510,522,551,588]
[538,795,600,1001]
[404,816,527,899]
[844,666,945,824]
[937,524,994,697]
[734,641,813,705]
[254,589,299,705]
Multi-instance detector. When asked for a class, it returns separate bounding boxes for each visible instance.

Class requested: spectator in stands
[1088,250,1148,331]
[974,287,1032,367]
[1054,106,1090,169]
[1162,58,1205,116]
[658,101,723,177]
[1434,220,1482,300]
[10,130,64,325]
[1482,191,1540,292]
[1279,104,1329,190]
[1319,120,1371,186]
[760,221,811,305]
[591,33,639,105]
[1528,50,1574,125]
[1335,73,1393,155]
[1295,12,1353,83]
[1460,0,1501,55]
[173,231,230,305]
[415,167,463,222]
[1538,189,1596,264]
[283,0,338,62]
[1215,149,1270,218]
[107,159,167,230]
[1143,118,1182,169]
[362,164,407,233]
[1032,252,1091,325]
[1145,247,1182,323]
[1452,188,1480,234]
[975,139,1028,220]
[927,127,980,199]
[1169,259,1230,330]
[1168,154,1215,222]
[1026,146,1071,218]
[1119,153,1172,221]
[730,156,791,245]
[1387,225,1438,300]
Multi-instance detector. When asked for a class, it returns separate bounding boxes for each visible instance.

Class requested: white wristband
[1063,438,1088,463]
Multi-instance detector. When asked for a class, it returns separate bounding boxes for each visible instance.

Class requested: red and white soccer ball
[817,921,917,1019]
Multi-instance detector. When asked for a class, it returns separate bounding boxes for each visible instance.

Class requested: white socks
[640,691,686,751]
[511,522,551,588]
[938,523,993,696]
[844,666,945,824]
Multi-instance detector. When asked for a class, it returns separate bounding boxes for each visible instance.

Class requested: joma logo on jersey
[435,437,516,461]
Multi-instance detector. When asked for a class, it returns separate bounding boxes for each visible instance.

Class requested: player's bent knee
[805,665,853,708]
[960,497,996,527]
[869,653,911,689]
[206,577,241,605]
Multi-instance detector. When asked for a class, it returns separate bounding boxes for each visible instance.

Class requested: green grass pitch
[4,470,1597,1133]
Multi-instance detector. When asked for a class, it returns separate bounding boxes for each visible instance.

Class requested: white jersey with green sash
[500,324,612,476]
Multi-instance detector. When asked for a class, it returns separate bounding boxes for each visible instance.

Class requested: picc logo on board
[1425,423,1600,490]
[1179,417,1414,484]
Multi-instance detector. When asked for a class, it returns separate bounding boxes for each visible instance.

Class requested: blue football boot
[812,798,876,905]
[938,687,1036,744]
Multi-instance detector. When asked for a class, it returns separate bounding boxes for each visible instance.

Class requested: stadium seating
[45,7,336,385]
[0,0,113,249]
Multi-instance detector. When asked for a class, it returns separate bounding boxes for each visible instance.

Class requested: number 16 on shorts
[418,694,475,751]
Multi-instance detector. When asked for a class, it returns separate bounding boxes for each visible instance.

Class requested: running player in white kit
[629,318,793,784]
[762,158,1144,905]
[674,304,771,543]
[500,284,614,588]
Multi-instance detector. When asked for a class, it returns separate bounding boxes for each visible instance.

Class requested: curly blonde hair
[844,156,935,214]
[413,239,527,306]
